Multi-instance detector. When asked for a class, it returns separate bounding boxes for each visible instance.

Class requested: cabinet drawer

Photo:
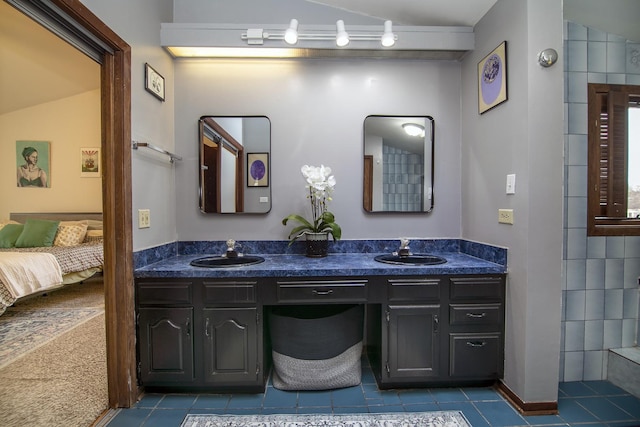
[388,278,441,302]
[137,280,193,305]
[450,304,502,326]
[276,280,367,303]
[449,276,504,301]
[203,281,257,304]
[449,333,502,378]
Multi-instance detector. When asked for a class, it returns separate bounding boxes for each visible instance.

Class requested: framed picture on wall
[80,148,101,177]
[247,152,269,187]
[478,41,508,114]
[16,140,50,188]
[145,63,165,101]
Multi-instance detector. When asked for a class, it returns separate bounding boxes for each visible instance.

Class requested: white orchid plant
[282,164,342,245]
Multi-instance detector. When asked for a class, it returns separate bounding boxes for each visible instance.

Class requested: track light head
[336,20,349,47]
[381,20,395,47]
[284,18,298,45]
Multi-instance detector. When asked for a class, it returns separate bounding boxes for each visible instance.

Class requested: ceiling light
[284,18,298,45]
[381,20,395,47]
[402,123,425,137]
[336,20,349,47]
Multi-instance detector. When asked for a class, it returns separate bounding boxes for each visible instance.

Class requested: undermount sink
[190,255,265,268]
[374,254,447,266]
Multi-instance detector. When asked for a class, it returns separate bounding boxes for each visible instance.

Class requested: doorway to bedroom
[0,0,108,423]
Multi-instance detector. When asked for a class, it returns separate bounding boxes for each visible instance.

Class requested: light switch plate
[506,174,516,194]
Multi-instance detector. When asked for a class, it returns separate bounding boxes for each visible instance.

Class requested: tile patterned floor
[104,359,640,427]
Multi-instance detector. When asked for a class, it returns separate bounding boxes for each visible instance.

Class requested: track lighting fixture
[284,18,298,45]
[335,20,349,47]
[381,20,395,47]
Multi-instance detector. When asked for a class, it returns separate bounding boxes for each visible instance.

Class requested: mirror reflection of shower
[363,116,434,213]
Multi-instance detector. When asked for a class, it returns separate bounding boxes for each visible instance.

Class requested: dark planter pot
[268,304,364,390]
[305,232,328,258]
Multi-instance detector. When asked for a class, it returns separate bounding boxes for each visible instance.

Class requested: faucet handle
[226,239,236,250]
[400,238,410,249]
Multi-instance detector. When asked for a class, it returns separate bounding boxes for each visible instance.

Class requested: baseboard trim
[497,381,558,415]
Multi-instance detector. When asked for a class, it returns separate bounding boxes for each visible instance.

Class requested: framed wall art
[247,152,269,187]
[80,148,101,177]
[145,63,165,101]
[16,140,51,188]
[478,41,508,114]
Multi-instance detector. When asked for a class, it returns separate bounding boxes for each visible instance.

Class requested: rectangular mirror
[199,116,271,214]
[363,115,434,213]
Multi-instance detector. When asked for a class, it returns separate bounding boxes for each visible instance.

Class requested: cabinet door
[203,307,259,385]
[386,304,440,379]
[138,307,194,384]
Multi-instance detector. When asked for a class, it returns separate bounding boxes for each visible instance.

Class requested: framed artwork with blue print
[478,41,508,114]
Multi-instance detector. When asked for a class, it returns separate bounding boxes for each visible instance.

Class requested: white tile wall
[562,21,640,382]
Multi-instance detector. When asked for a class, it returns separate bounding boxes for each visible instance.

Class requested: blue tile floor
[103,358,640,427]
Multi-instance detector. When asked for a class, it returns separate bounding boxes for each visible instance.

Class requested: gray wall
[562,21,640,381]
[461,0,564,402]
[174,59,462,241]
[80,0,177,252]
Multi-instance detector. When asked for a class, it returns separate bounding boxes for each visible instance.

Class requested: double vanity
[134,239,507,393]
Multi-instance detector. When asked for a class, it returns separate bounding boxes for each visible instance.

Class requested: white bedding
[0,252,63,300]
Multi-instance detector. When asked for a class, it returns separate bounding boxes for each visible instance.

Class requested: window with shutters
[587,83,640,235]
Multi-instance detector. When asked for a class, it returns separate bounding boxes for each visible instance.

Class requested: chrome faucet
[395,238,412,257]
[224,239,242,258]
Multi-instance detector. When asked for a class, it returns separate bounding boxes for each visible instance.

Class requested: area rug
[0,306,104,368]
[180,411,471,427]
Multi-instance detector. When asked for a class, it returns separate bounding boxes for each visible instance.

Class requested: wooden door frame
[50,0,136,407]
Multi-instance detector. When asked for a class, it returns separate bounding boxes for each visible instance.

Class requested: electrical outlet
[138,209,150,228]
[498,209,514,224]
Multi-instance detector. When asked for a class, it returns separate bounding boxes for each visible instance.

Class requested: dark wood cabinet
[386,304,441,380]
[135,278,266,391]
[369,275,505,388]
[136,273,505,392]
[138,307,194,384]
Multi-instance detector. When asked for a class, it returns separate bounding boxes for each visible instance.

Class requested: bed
[0,212,104,316]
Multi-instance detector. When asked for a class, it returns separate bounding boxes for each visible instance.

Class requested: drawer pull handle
[466,312,487,318]
[466,341,487,348]
[312,289,334,296]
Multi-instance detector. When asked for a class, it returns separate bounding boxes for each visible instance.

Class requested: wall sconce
[537,48,558,67]
[402,123,425,137]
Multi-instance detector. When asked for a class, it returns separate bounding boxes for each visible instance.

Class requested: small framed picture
[145,63,165,101]
[247,152,269,187]
[478,41,508,114]
[80,147,101,177]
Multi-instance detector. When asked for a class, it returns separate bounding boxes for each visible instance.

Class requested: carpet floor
[180,411,470,427]
[0,278,108,426]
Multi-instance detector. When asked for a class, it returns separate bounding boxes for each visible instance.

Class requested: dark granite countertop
[134,251,507,279]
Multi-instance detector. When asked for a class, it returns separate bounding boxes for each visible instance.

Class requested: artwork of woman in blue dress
[17,146,48,187]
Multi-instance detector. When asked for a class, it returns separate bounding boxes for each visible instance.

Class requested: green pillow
[0,224,25,248]
[15,219,60,248]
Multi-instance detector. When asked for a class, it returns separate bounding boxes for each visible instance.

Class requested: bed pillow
[15,219,60,248]
[86,219,103,230]
[54,220,89,247]
[0,220,19,231]
[0,224,24,248]
[84,229,103,243]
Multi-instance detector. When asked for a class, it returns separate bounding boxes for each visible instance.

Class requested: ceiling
[2,0,639,116]
[0,1,99,115]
